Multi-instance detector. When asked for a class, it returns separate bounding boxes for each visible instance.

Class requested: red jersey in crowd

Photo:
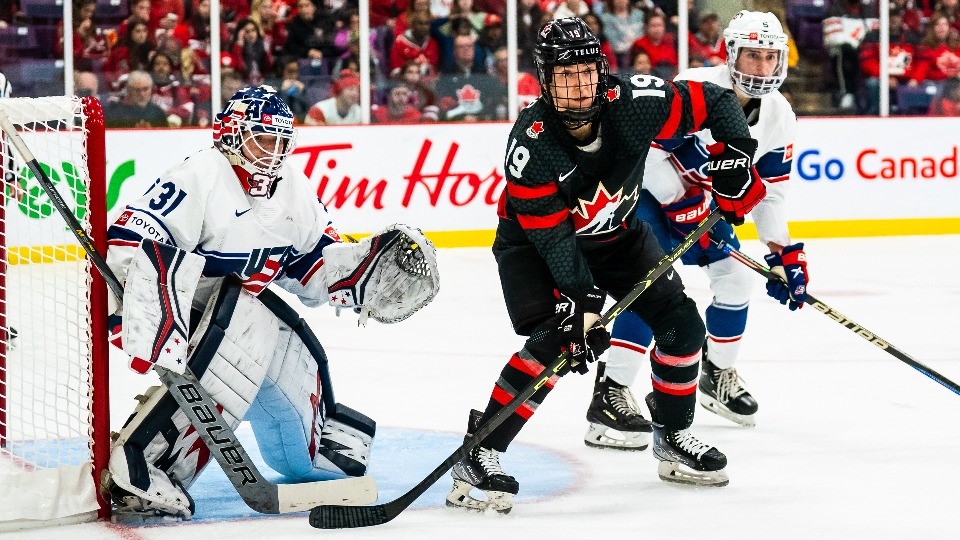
[688,32,726,64]
[911,43,960,81]
[390,30,440,73]
[631,34,678,68]
[372,104,422,123]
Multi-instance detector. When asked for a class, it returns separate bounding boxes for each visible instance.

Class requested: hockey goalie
[102,86,439,519]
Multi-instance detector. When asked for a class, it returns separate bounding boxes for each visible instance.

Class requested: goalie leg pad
[322,223,439,323]
[247,289,376,479]
[105,442,196,519]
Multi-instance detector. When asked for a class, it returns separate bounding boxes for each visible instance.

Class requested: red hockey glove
[707,138,766,226]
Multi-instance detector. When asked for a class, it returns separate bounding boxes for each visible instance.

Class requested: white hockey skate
[446,410,520,514]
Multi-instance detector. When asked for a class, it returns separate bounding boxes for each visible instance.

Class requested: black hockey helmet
[534,17,609,129]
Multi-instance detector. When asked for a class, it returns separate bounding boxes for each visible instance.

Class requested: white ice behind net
[0,96,98,526]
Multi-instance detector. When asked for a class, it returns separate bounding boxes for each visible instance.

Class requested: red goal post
[0,95,109,529]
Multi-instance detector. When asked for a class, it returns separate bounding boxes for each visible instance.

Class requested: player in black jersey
[446,17,766,514]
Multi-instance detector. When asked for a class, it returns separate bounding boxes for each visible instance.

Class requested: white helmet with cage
[723,10,789,97]
[213,85,297,197]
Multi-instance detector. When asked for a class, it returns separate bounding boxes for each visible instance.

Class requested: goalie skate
[583,370,652,451]
[446,410,519,514]
[699,356,758,427]
[646,393,728,487]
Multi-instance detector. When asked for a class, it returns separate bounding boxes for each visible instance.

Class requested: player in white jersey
[584,11,810,449]
[102,86,439,519]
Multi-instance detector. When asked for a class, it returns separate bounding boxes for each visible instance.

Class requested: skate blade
[657,461,729,487]
[699,395,756,428]
[445,479,514,515]
[111,508,185,525]
[583,423,649,451]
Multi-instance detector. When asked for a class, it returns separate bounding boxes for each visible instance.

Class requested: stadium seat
[787,0,830,20]
[20,0,64,19]
[0,26,40,56]
[96,0,129,21]
[897,81,942,114]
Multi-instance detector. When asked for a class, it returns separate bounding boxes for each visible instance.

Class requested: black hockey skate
[584,366,652,451]
[446,409,520,514]
[646,393,728,487]
[699,346,759,427]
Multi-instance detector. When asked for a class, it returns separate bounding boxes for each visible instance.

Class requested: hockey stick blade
[710,234,960,396]
[0,108,378,514]
[309,210,724,529]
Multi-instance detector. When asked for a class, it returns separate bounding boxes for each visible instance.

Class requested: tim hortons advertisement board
[6,117,960,250]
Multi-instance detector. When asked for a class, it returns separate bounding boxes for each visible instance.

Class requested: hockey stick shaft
[309,210,724,529]
[710,235,960,396]
[0,111,376,513]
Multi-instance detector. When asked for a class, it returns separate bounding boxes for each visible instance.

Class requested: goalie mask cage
[0,96,109,529]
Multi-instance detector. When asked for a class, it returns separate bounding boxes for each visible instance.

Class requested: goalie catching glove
[322,224,439,324]
[706,138,766,226]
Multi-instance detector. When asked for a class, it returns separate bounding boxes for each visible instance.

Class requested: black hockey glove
[706,137,766,226]
[554,289,611,375]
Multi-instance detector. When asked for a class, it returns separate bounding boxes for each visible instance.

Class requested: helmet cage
[213,89,297,179]
[724,28,789,97]
[535,18,609,129]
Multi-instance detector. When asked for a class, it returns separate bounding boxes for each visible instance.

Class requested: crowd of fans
[0,0,731,126]
[818,0,960,115]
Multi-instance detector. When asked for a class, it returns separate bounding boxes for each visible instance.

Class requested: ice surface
[23,236,960,539]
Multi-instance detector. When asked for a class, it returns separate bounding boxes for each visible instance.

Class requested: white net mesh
[0,96,100,525]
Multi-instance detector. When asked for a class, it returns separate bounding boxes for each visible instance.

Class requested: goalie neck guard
[213,85,297,195]
[724,11,789,98]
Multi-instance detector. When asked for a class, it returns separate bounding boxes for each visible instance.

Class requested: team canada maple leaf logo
[456,84,480,104]
[526,120,544,139]
[571,183,639,235]
[606,86,620,102]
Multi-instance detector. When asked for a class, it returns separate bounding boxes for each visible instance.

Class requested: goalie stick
[0,108,377,514]
[308,210,724,529]
[709,234,960,397]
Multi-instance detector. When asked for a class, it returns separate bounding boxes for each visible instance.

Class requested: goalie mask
[213,85,297,196]
[534,17,610,130]
[723,11,789,98]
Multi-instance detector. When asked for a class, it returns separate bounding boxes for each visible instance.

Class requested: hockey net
[0,96,109,528]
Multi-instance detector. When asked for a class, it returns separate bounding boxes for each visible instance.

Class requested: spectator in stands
[193,68,245,126]
[395,0,431,38]
[228,18,274,84]
[148,52,194,125]
[0,0,17,27]
[928,75,960,113]
[516,0,545,71]
[284,0,338,60]
[631,49,652,74]
[390,12,441,75]
[434,52,499,120]
[599,0,644,69]
[105,18,153,84]
[119,0,154,40]
[688,12,726,67]
[305,69,361,124]
[105,71,169,128]
[911,14,960,83]
[936,0,960,33]
[59,0,110,71]
[332,32,385,87]
[151,0,185,33]
[370,0,407,28]
[441,31,486,75]
[372,84,423,123]
[553,0,589,20]
[434,0,489,67]
[631,12,677,78]
[861,6,920,114]
[250,0,288,56]
[491,46,539,112]
[824,0,877,111]
[478,14,506,63]
[396,59,439,119]
[172,0,213,50]
[269,58,311,120]
[74,71,100,98]
[432,0,454,18]
[448,0,489,36]
[582,13,618,73]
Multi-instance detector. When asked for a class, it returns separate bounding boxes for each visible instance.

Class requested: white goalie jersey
[645,65,798,247]
[107,147,340,310]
